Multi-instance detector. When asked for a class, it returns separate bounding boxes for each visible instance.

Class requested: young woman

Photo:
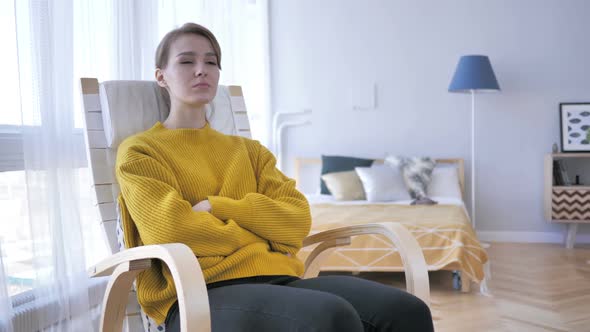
[116,23,434,332]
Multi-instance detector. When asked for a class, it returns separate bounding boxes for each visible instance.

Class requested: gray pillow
[385,156,437,205]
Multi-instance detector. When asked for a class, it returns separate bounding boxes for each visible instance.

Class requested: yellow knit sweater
[115,122,311,324]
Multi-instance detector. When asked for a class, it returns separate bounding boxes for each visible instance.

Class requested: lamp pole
[448,54,500,232]
[471,89,476,230]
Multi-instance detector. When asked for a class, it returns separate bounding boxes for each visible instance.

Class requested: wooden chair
[80,78,430,332]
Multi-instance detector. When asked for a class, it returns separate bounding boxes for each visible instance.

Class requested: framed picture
[560,103,590,152]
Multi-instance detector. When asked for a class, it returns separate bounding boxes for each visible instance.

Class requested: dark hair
[155,23,222,70]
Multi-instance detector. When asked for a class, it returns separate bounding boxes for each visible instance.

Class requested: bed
[295,157,489,292]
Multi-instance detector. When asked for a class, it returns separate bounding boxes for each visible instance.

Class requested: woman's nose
[195,63,207,77]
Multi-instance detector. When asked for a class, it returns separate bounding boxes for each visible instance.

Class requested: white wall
[269,0,590,237]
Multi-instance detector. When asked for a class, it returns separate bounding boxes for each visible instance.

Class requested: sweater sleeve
[208,142,311,250]
[116,141,263,257]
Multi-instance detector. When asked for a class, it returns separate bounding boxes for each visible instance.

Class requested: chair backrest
[80,78,252,255]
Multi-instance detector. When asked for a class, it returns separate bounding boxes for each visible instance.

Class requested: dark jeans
[165,275,433,332]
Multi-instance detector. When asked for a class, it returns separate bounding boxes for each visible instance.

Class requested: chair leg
[101,262,144,332]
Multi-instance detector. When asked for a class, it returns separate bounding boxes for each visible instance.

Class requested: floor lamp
[449,55,500,231]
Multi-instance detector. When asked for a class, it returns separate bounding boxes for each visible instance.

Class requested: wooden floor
[331,242,590,332]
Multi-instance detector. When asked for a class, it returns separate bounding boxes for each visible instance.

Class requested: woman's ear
[155,68,167,87]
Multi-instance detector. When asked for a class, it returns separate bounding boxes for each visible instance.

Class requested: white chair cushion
[100,81,237,148]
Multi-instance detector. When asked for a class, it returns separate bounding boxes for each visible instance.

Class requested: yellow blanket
[298,203,488,282]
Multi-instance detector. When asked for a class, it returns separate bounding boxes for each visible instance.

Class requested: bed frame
[294,157,474,292]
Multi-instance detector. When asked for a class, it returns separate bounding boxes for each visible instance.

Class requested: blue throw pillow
[320,155,374,195]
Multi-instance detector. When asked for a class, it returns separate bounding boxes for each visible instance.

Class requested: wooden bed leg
[461,273,471,293]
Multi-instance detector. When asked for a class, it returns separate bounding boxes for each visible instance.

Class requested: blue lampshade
[448,55,500,92]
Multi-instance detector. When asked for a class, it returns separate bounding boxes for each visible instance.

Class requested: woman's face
[156,34,220,108]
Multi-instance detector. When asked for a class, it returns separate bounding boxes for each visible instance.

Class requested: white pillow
[427,165,462,200]
[355,165,411,202]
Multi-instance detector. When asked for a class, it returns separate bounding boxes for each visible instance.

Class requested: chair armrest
[89,244,210,332]
[301,222,430,305]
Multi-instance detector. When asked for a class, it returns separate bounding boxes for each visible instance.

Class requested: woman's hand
[192,200,212,212]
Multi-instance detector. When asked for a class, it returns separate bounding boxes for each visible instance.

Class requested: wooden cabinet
[544,153,590,248]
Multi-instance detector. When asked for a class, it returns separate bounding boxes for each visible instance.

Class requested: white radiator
[10,277,107,332]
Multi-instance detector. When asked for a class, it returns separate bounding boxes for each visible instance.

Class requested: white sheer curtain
[73,0,159,82]
[73,0,271,144]
[156,0,272,145]
[1,0,97,331]
[0,0,271,330]
[0,242,14,332]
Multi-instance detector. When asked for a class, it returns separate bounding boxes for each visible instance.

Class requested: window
[0,0,21,126]
[0,167,107,297]
[0,0,30,296]
[0,171,30,296]
[0,1,108,297]
[1,0,270,298]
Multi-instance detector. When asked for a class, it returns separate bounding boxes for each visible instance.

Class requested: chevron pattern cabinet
[552,188,590,220]
[544,153,590,248]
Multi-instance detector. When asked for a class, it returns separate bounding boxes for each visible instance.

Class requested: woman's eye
[180,61,193,64]
[207,61,218,66]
